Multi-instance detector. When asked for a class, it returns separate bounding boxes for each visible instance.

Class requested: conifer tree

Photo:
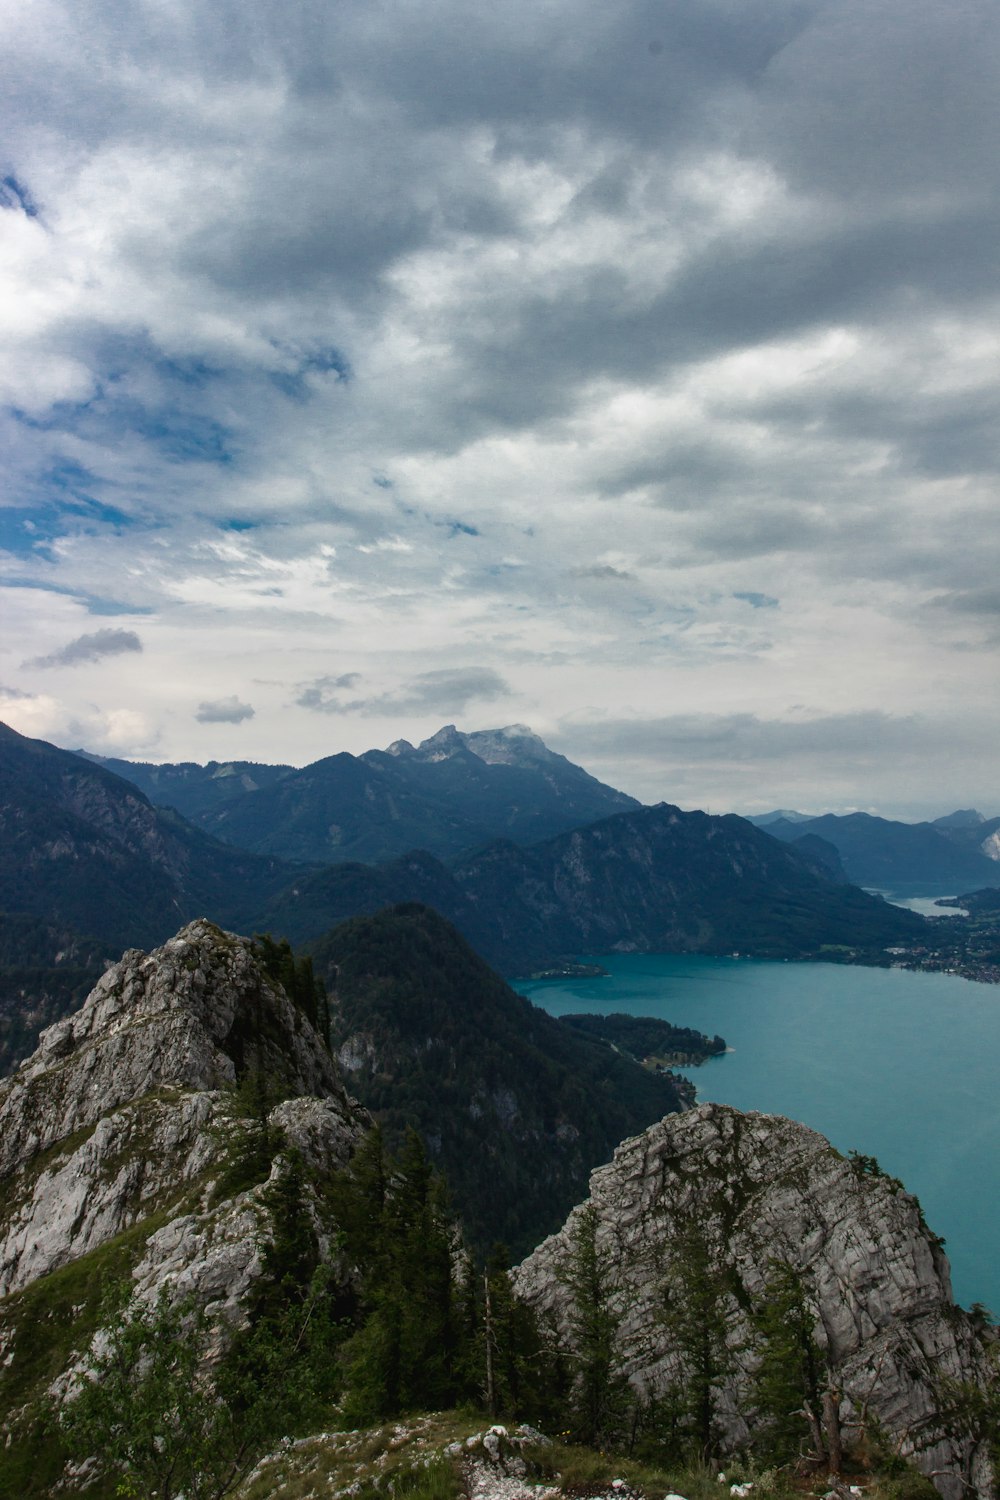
[559,1204,632,1447]
[749,1260,826,1463]
[336,1127,472,1422]
[480,1246,567,1425]
[657,1223,734,1462]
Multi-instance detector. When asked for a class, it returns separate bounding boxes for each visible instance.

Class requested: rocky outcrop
[0,920,369,1385]
[0,918,355,1181]
[514,1104,993,1500]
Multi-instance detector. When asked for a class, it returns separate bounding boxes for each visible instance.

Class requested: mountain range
[0,719,928,1070]
[266,802,922,971]
[751,808,1000,893]
[82,724,640,865]
[0,720,295,951]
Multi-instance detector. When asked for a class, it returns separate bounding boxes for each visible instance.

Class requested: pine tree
[336,1128,473,1423]
[749,1260,826,1463]
[657,1223,734,1463]
[559,1204,633,1447]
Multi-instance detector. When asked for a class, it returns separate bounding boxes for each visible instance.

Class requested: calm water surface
[516,956,1000,1313]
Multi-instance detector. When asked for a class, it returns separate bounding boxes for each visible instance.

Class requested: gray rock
[514,1104,993,1500]
[0,919,371,1423]
[0,919,356,1181]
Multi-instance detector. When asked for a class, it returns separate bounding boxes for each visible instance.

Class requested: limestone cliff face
[514,1103,992,1500]
[0,918,353,1178]
[0,919,369,1313]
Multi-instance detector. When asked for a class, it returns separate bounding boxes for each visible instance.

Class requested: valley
[0,717,997,1499]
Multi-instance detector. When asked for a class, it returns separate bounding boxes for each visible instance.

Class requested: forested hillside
[262,803,924,971]
[309,903,691,1255]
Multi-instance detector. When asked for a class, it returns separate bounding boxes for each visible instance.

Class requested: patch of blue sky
[128,406,235,464]
[0,577,153,615]
[733,591,779,609]
[41,461,140,528]
[0,506,69,558]
[12,394,236,466]
[153,354,225,389]
[270,346,351,400]
[443,519,480,538]
[89,329,226,389]
[0,493,151,559]
[221,518,263,532]
[82,596,154,616]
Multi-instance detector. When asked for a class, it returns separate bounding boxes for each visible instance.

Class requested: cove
[516,955,1000,1314]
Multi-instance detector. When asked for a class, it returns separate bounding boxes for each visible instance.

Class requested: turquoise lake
[515,956,1000,1314]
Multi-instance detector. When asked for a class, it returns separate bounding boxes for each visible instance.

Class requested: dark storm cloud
[194,696,255,724]
[7,0,998,469]
[27,628,142,668]
[752,0,1000,200]
[932,587,1000,619]
[297,667,510,717]
[734,592,778,609]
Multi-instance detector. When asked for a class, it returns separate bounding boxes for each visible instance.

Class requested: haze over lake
[518,956,1000,1314]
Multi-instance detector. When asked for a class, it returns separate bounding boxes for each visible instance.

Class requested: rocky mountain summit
[82,722,640,868]
[514,1104,993,1500]
[0,918,370,1491]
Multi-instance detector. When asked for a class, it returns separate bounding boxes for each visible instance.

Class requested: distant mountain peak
[396,722,557,767]
[462,723,554,765]
[745,808,815,826]
[413,724,468,761]
[932,808,986,828]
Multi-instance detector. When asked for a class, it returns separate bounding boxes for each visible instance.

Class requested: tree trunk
[823,1387,843,1475]
[484,1274,497,1419]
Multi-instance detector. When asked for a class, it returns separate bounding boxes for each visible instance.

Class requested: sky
[1,0,998,821]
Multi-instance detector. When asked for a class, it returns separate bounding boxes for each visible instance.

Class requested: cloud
[297,667,511,717]
[554,709,1000,820]
[295,674,362,713]
[0,0,995,815]
[194,696,255,724]
[571,564,636,582]
[27,628,142,668]
[0,687,160,756]
[734,592,779,609]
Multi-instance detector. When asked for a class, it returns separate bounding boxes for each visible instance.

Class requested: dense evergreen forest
[559,1013,726,1066]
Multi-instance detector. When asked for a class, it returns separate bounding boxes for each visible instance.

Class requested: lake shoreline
[517,952,1000,1314]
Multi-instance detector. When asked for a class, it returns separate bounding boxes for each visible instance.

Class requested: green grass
[0,1214,165,1412]
[0,1211,176,1500]
[236,1412,485,1500]
[0,1164,222,1500]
